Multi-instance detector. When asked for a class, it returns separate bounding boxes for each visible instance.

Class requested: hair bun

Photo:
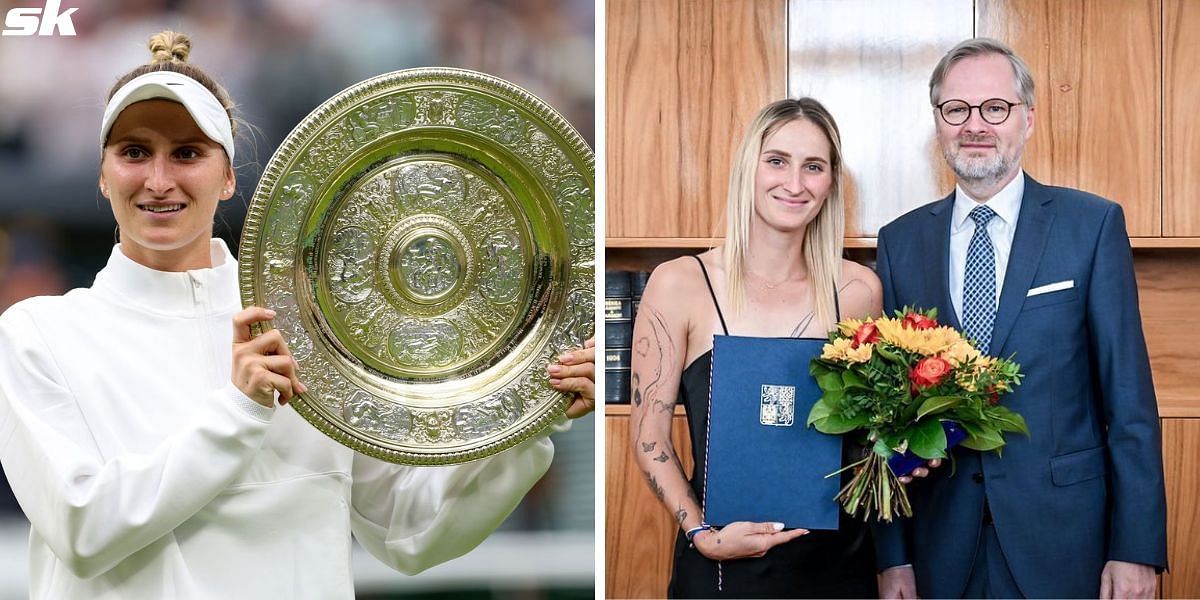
[147,30,191,64]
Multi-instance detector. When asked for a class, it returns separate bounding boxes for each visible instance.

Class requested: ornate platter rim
[238,67,594,465]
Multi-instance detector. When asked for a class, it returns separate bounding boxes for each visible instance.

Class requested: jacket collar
[988,174,1056,355]
[925,172,1056,353]
[926,192,959,329]
[92,239,241,317]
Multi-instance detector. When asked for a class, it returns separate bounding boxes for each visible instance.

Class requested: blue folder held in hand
[704,335,842,530]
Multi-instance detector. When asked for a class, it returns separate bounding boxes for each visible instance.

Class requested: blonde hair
[105,30,238,141]
[722,98,845,327]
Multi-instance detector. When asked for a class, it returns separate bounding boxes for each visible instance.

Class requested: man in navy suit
[873,38,1167,599]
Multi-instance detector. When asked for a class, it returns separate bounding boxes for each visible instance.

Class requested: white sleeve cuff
[224,382,275,423]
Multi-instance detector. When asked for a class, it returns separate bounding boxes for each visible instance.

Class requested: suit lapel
[989,175,1056,356]
[927,194,959,329]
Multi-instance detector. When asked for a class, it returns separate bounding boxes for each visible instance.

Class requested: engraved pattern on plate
[411,409,457,443]
[328,227,375,304]
[399,235,461,298]
[557,176,594,245]
[389,318,461,368]
[562,288,595,344]
[343,390,413,441]
[415,91,461,126]
[268,171,312,249]
[457,96,527,145]
[269,290,313,361]
[455,390,525,439]
[479,230,523,304]
[393,162,465,210]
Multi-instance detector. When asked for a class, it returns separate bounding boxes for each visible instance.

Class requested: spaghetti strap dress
[666,256,878,599]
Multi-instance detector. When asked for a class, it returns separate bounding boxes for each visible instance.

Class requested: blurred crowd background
[0,1,595,598]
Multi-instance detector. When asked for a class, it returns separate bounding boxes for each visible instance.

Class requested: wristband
[684,523,714,544]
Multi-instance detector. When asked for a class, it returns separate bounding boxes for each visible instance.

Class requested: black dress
[666,257,877,599]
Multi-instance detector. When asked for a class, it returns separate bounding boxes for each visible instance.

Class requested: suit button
[972,472,984,484]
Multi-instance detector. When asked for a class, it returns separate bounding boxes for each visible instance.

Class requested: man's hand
[878,565,919,599]
[1100,560,1156,599]
[549,337,595,418]
[898,458,942,484]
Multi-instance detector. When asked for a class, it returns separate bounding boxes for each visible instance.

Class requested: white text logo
[3,1,79,37]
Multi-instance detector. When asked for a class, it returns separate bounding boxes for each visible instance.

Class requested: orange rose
[910,356,952,389]
[852,322,879,348]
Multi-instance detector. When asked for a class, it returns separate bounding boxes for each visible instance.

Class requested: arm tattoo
[642,307,676,414]
[632,305,684,508]
[642,470,666,502]
[675,505,688,524]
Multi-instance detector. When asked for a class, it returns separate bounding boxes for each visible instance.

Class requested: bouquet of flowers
[806,307,1027,522]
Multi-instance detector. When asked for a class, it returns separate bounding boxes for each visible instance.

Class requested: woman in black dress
[629,98,882,598]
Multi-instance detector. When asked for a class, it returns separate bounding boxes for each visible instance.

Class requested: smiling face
[934,53,1034,192]
[99,99,234,271]
[752,118,834,235]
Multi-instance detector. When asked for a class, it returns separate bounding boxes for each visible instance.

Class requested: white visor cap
[100,71,235,161]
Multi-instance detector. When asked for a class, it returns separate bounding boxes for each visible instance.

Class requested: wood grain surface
[605,413,694,599]
[1164,0,1200,236]
[1133,252,1200,418]
[977,0,1161,236]
[606,0,786,239]
[1161,419,1200,597]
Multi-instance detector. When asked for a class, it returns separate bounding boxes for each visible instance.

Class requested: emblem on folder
[760,384,795,426]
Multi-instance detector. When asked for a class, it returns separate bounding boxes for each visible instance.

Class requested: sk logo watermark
[3,0,79,37]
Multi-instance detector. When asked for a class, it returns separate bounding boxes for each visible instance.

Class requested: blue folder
[704,335,842,530]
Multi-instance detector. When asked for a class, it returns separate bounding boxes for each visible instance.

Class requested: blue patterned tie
[963,205,997,353]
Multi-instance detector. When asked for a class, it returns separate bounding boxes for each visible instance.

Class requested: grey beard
[945,146,1013,187]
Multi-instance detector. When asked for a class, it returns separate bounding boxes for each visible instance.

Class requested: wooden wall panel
[1134,252,1200,418]
[605,412,693,599]
[1161,419,1200,597]
[977,0,1161,236]
[787,0,972,236]
[1164,0,1200,236]
[606,0,786,239]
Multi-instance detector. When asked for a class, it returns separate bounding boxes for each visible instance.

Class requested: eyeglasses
[935,98,1024,126]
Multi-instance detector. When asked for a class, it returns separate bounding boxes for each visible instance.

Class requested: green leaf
[817,371,844,392]
[809,360,832,378]
[880,432,905,452]
[875,344,901,363]
[915,395,964,421]
[807,398,834,427]
[842,370,870,390]
[907,419,949,459]
[814,411,871,435]
[960,428,1005,451]
[954,418,984,438]
[987,405,1030,435]
[872,437,893,458]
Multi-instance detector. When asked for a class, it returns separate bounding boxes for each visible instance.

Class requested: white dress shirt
[949,173,1025,323]
[0,240,559,599]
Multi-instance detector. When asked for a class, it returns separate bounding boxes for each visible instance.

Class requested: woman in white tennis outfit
[0,31,595,599]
